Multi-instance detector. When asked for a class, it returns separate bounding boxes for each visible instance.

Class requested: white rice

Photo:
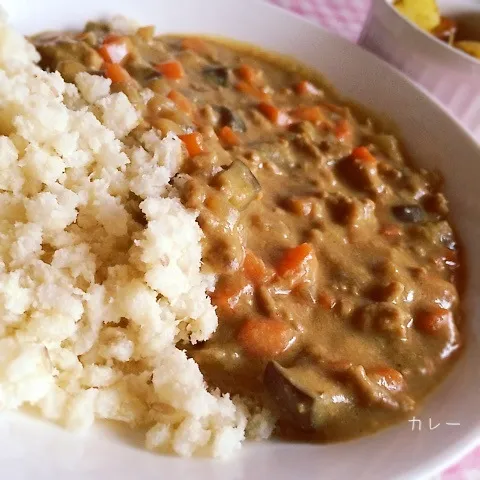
[0,15,274,457]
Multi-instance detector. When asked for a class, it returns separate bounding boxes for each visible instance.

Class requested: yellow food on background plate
[394,0,480,60]
[455,41,480,60]
[394,0,441,31]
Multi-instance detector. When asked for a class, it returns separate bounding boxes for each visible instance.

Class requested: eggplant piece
[369,134,403,164]
[264,361,316,431]
[214,106,246,132]
[249,139,296,169]
[126,62,162,84]
[263,361,352,431]
[215,160,261,210]
[391,204,426,223]
[85,21,111,35]
[36,40,104,74]
[57,60,87,83]
[203,66,230,86]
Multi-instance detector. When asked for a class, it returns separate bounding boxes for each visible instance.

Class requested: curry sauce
[32,23,464,443]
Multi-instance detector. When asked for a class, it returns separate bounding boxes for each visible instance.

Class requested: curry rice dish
[0,15,463,457]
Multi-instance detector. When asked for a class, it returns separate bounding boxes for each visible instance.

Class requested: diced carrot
[236,64,257,84]
[218,126,240,147]
[235,81,269,100]
[179,132,206,157]
[380,224,403,239]
[243,251,273,285]
[155,60,185,79]
[318,292,336,310]
[167,90,193,115]
[104,63,132,83]
[290,105,325,123]
[257,102,291,126]
[285,196,313,216]
[295,80,320,95]
[351,146,376,164]
[433,249,459,269]
[211,278,248,312]
[237,317,295,358]
[181,37,208,53]
[335,118,352,142]
[98,36,131,64]
[367,367,405,392]
[415,306,451,334]
[102,33,121,43]
[257,102,277,121]
[444,249,459,268]
[276,243,314,277]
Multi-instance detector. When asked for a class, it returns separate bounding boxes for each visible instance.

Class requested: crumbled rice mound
[0,15,274,457]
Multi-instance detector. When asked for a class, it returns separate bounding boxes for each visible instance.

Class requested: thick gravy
[33,22,464,442]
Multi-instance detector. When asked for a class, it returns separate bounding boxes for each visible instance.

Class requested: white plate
[1,1,480,479]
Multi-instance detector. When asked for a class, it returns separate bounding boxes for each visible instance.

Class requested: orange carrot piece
[179,132,206,157]
[218,126,240,147]
[98,36,131,64]
[276,243,314,277]
[243,251,273,285]
[103,33,121,43]
[104,63,132,83]
[290,105,325,123]
[286,196,313,216]
[210,280,247,312]
[318,292,336,310]
[436,249,459,268]
[181,37,208,53]
[380,224,403,239]
[335,118,352,141]
[237,317,295,358]
[351,146,376,164]
[415,306,451,334]
[155,60,185,79]
[167,90,193,115]
[236,64,257,84]
[257,102,277,121]
[295,80,320,95]
[367,367,405,392]
[235,81,269,100]
[257,102,291,126]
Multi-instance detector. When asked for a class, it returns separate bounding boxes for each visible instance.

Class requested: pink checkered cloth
[267,1,480,479]
[269,0,369,42]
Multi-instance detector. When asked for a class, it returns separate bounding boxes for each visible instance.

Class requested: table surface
[266,0,480,478]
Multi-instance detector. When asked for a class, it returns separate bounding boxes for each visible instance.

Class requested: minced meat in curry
[32,22,464,443]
